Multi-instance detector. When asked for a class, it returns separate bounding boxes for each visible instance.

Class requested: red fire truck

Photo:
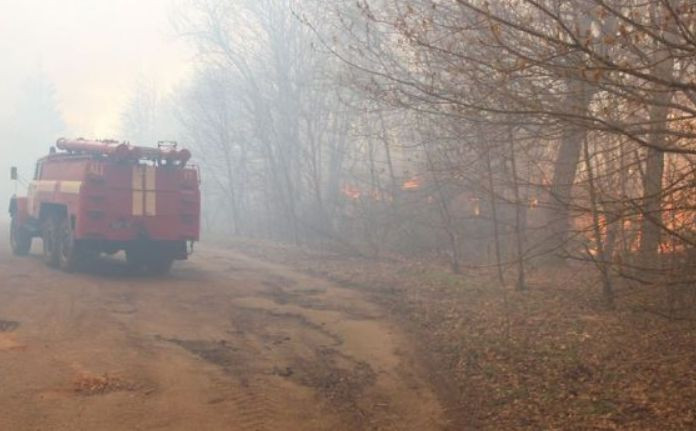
[8,138,200,274]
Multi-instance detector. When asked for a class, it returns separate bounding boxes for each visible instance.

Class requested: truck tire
[125,248,173,275]
[42,216,59,267]
[148,256,174,275]
[9,217,31,256]
[56,215,82,272]
[125,248,146,272]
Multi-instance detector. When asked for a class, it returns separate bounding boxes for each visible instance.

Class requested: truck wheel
[148,256,174,275]
[9,217,31,256]
[42,217,59,267]
[56,215,82,272]
[125,246,173,275]
[125,248,146,272]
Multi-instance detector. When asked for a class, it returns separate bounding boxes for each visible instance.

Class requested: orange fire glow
[342,185,362,200]
[402,177,421,191]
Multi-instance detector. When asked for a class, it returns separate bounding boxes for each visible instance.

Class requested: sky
[0,0,193,137]
[0,0,195,201]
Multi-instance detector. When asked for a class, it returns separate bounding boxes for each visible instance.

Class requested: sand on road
[0,227,448,430]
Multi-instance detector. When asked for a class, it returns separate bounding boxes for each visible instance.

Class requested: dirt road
[0,228,447,430]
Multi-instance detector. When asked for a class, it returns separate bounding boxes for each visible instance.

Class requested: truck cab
[8,138,200,274]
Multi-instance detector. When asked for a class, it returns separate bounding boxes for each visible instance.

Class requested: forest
[118,0,696,301]
[113,0,696,428]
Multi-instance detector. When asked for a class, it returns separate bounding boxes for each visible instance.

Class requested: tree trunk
[485,146,505,285]
[583,138,614,308]
[424,145,460,273]
[508,133,526,291]
[639,54,674,265]
[546,80,595,259]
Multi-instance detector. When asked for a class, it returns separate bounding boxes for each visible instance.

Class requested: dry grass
[231,239,696,430]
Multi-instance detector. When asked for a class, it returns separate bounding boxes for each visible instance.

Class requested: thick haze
[0,0,191,200]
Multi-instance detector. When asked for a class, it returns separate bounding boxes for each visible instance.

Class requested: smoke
[0,0,191,203]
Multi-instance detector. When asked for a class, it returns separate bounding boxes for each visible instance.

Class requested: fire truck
[8,138,200,274]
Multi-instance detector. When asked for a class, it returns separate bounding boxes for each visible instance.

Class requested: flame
[402,177,421,190]
[470,197,481,216]
[342,185,361,200]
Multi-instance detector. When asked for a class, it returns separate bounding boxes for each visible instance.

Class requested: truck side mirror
[10,166,17,180]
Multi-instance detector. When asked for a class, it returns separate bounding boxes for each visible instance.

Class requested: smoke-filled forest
[3,1,696,430]
[164,0,696,304]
